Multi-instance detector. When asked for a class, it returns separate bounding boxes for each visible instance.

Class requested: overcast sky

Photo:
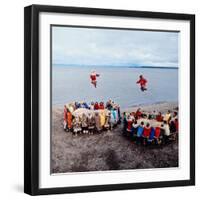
[52,26,179,67]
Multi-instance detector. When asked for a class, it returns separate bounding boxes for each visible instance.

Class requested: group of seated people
[123,108,179,145]
[63,100,121,135]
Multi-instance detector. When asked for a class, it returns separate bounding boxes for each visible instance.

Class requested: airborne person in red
[90,71,100,88]
[136,75,148,91]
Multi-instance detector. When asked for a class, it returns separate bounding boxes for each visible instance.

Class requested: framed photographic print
[24,4,195,195]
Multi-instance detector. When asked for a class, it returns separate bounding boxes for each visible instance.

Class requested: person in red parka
[156,112,163,122]
[154,126,161,138]
[154,126,162,145]
[142,123,151,145]
[90,71,100,88]
[174,118,179,132]
[143,123,151,138]
[67,110,73,130]
[94,102,99,110]
[136,75,147,91]
[99,102,105,109]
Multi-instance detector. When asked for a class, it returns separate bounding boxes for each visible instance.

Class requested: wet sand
[51,102,178,173]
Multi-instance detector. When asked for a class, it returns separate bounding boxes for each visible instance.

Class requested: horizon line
[53,63,178,69]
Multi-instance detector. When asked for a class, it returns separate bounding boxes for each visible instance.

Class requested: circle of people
[63,100,121,135]
[123,108,178,145]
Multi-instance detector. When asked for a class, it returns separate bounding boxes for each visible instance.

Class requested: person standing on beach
[90,71,100,88]
[63,105,68,131]
[66,109,73,131]
[136,75,148,91]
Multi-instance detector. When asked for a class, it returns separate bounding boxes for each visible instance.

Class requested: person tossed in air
[136,75,148,91]
[90,71,100,88]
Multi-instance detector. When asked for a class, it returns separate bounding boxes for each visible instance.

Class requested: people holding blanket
[63,100,121,135]
[63,100,178,146]
[123,108,179,145]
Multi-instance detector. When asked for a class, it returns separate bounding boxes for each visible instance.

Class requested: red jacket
[99,104,104,109]
[137,78,147,87]
[143,127,151,137]
[127,120,133,132]
[154,127,161,138]
[90,74,96,81]
[94,103,99,110]
[135,110,142,118]
[175,120,178,132]
[67,112,72,128]
[156,114,163,122]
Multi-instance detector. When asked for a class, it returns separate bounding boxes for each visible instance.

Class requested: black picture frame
[24,4,195,196]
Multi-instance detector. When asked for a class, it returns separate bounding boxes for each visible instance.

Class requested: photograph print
[51,25,179,174]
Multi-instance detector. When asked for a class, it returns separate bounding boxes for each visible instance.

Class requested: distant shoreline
[53,64,178,69]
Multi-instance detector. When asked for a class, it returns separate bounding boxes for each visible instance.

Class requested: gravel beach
[51,102,178,173]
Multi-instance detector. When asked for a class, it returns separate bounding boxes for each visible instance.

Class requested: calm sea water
[52,65,178,109]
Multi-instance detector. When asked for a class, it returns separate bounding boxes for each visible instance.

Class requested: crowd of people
[123,108,179,145]
[63,100,121,135]
[63,100,179,145]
